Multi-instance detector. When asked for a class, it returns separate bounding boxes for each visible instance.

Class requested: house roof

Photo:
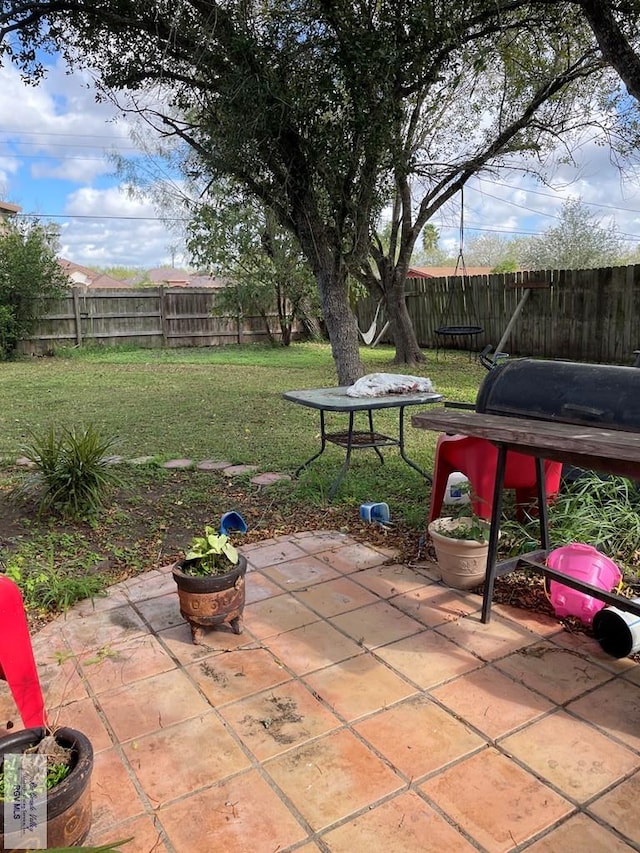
[408,265,493,278]
[58,259,129,289]
[0,200,21,216]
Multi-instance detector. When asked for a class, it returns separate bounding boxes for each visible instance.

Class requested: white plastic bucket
[442,472,470,506]
[593,599,640,658]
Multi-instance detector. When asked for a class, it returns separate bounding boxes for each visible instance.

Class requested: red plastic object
[428,434,563,523]
[0,576,47,728]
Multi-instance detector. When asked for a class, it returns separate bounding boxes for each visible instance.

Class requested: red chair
[0,576,47,728]
[428,434,563,523]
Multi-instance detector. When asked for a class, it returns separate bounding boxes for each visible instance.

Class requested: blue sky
[2,57,640,269]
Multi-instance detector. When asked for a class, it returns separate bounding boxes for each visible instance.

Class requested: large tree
[0,1,626,378]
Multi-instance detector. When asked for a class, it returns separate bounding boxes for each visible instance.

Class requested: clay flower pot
[0,726,93,849]
[172,554,248,644]
[428,516,491,590]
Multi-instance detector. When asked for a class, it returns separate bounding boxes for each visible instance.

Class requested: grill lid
[475,359,640,432]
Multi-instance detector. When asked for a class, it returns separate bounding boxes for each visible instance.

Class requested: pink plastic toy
[547,543,622,624]
[428,434,563,522]
[0,575,47,727]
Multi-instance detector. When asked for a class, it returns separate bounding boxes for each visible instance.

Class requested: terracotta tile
[185,647,289,706]
[330,601,425,650]
[85,813,170,852]
[550,629,639,676]
[354,696,483,780]
[303,655,417,721]
[526,812,637,853]
[352,563,431,598]
[435,613,537,661]
[494,642,613,704]
[321,790,478,852]
[374,630,482,689]
[263,620,363,675]
[621,663,640,686]
[36,652,89,708]
[88,747,147,835]
[264,728,403,831]
[294,576,380,617]
[432,665,554,739]
[0,686,23,731]
[157,622,259,666]
[244,572,284,604]
[160,769,307,852]
[589,771,640,845]
[133,593,185,632]
[122,714,251,805]
[502,709,638,802]
[390,585,481,628]
[243,540,308,569]
[219,680,341,760]
[78,635,176,694]
[491,602,562,637]
[59,605,148,654]
[260,554,341,589]
[243,594,320,639]
[98,669,211,742]
[121,570,177,602]
[48,695,113,752]
[64,587,129,616]
[567,677,640,752]
[315,542,387,574]
[294,530,353,554]
[420,748,572,852]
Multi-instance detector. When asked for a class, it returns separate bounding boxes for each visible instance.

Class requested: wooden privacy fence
[357,266,640,364]
[17,287,302,354]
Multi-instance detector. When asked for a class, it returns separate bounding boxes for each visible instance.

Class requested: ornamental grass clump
[183,526,239,576]
[13,423,121,520]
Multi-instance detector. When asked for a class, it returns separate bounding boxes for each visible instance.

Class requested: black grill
[475,358,640,432]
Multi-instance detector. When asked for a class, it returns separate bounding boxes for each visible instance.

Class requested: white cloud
[59,185,185,268]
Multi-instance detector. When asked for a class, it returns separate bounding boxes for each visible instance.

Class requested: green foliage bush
[13,424,122,519]
[0,219,68,360]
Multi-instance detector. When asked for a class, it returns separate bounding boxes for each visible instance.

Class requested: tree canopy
[1,1,637,379]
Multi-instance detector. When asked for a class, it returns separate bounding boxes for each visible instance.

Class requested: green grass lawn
[0,342,483,472]
[0,342,486,614]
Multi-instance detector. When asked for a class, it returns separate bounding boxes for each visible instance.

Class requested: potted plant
[172,526,248,644]
[427,513,492,590]
[0,725,94,849]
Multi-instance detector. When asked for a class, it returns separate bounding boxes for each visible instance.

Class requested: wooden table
[411,408,640,623]
[283,387,442,499]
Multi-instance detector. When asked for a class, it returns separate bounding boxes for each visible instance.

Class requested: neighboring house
[0,200,20,233]
[58,259,129,289]
[144,267,227,288]
[408,265,493,278]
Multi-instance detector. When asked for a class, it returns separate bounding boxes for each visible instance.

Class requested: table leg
[368,409,385,464]
[481,444,507,624]
[293,409,328,476]
[535,457,550,550]
[398,406,432,482]
[328,411,355,500]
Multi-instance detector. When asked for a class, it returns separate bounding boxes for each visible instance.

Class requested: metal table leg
[481,444,507,623]
[398,406,432,482]
[328,411,355,500]
[368,409,385,464]
[535,456,550,550]
[293,409,328,476]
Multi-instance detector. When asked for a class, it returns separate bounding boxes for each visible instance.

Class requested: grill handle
[560,403,609,421]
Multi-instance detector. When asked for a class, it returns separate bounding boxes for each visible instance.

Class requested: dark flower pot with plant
[172,526,247,644]
[0,726,93,849]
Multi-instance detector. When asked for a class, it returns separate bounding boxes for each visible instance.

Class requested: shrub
[0,219,69,360]
[13,424,122,519]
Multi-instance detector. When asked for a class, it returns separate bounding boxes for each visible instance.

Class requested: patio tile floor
[3,531,640,852]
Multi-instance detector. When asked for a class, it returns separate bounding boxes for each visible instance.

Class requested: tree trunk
[317,267,364,385]
[385,277,426,365]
